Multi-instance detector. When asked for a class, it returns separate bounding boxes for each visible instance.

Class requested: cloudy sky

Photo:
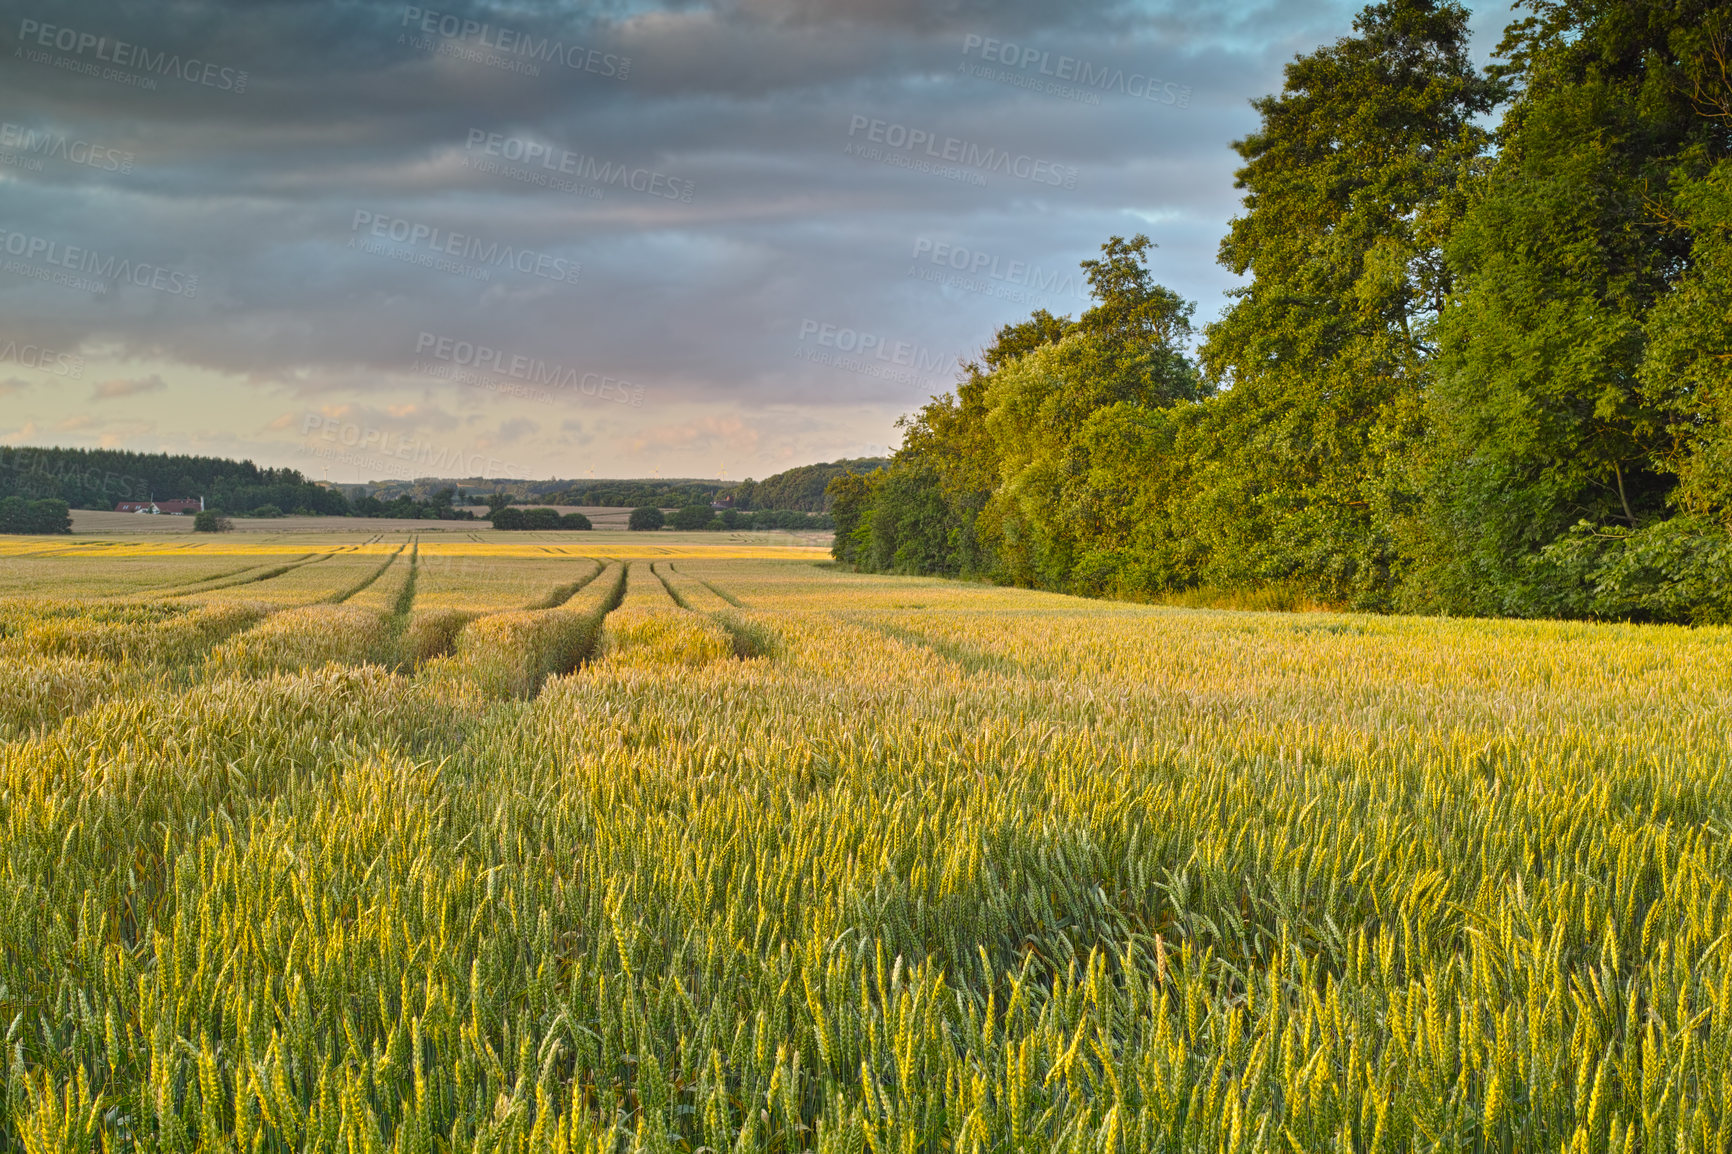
[0,0,1512,483]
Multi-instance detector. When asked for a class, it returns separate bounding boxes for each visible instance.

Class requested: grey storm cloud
[0,0,1518,474]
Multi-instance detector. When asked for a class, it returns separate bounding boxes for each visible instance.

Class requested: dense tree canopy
[1419,0,1732,619]
[832,0,1732,624]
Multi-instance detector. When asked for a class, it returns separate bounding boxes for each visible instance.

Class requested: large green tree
[1525,20,1732,625]
[1418,0,1732,614]
[974,236,1202,587]
[1199,0,1499,608]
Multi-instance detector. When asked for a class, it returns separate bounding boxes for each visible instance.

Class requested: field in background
[1,539,1729,1150]
[67,506,834,542]
[0,529,830,600]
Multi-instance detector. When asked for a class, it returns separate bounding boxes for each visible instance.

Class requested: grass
[0,544,1729,1151]
[1145,582,1342,614]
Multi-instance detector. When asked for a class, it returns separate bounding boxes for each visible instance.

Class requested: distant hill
[356,477,573,503]
[724,458,890,512]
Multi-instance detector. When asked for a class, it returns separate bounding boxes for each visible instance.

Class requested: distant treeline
[351,479,565,504]
[726,509,833,530]
[830,0,1732,625]
[545,480,726,508]
[0,445,886,534]
[0,446,346,516]
[542,461,886,513]
[667,506,834,531]
[350,489,479,520]
[0,448,489,523]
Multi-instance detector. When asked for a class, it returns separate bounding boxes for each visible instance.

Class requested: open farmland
[0,533,1730,1152]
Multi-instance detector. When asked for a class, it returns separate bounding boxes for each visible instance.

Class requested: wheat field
[0,532,1728,1152]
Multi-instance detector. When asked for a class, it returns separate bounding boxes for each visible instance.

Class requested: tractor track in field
[665,562,748,607]
[323,543,406,605]
[652,562,773,659]
[127,557,287,594]
[649,562,691,610]
[389,539,420,619]
[166,554,327,596]
[381,539,421,668]
[527,559,628,695]
[528,558,604,609]
[841,614,1029,679]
